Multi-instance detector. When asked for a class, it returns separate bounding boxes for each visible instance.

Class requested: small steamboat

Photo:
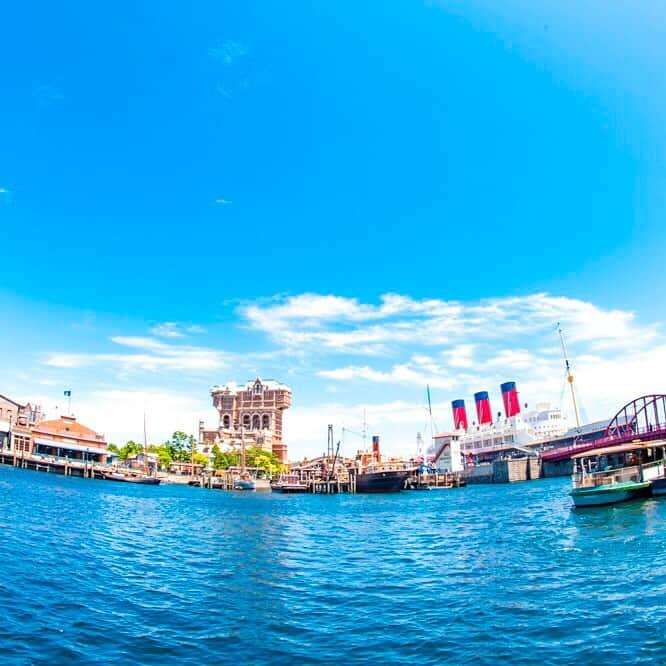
[352,436,414,493]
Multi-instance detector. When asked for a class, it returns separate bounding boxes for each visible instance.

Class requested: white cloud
[44,336,229,373]
[318,358,456,390]
[208,40,248,65]
[150,322,207,338]
[150,322,184,338]
[240,292,655,356]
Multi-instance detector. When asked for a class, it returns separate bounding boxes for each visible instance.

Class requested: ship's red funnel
[474,391,492,425]
[372,435,380,461]
[451,399,468,430]
[501,381,521,418]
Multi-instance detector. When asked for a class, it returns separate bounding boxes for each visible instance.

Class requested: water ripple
[1,467,666,664]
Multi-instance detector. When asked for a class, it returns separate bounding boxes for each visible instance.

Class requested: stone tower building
[201,378,292,463]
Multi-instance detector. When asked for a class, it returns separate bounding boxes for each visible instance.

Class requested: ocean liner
[429,381,570,465]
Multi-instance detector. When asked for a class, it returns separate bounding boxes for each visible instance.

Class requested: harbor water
[1,466,665,664]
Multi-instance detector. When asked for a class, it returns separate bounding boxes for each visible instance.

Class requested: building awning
[33,437,108,455]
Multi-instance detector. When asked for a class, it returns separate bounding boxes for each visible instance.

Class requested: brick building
[0,394,43,451]
[200,378,292,463]
[31,415,109,463]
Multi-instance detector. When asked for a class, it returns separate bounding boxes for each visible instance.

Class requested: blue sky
[2,1,666,458]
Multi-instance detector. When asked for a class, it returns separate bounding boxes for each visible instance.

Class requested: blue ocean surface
[1,466,665,664]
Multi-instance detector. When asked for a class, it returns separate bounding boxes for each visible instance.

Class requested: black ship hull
[355,470,411,493]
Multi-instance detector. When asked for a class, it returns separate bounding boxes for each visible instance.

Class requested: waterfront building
[168,461,205,476]
[126,452,158,473]
[0,394,23,426]
[200,378,292,463]
[0,394,43,450]
[30,415,109,463]
[431,432,463,473]
[0,394,22,450]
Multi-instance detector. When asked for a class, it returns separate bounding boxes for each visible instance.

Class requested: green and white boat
[570,441,665,508]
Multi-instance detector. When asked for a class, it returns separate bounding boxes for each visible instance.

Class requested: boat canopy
[572,439,666,460]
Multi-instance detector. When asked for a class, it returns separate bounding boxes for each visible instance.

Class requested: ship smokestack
[451,399,469,431]
[501,381,521,418]
[372,435,380,461]
[474,391,493,425]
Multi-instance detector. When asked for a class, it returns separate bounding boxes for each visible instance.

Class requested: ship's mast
[143,413,149,476]
[426,384,439,435]
[557,323,581,430]
[362,409,367,451]
[240,426,246,473]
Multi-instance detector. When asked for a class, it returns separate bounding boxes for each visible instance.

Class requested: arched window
[223,415,231,429]
[262,415,270,430]
[252,414,260,429]
[243,414,251,428]
[254,381,262,395]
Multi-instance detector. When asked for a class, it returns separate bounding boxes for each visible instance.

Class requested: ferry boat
[271,474,308,494]
[233,472,256,491]
[570,441,666,508]
[648,442,666,497]
[102,471,161,485]
[651,477,666,496]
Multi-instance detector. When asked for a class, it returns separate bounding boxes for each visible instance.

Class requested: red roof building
[31,415,109,463]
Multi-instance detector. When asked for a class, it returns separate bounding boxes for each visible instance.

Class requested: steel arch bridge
[541,394,666,462]
[605,394,666,441]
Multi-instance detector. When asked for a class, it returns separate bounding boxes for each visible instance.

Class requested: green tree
[149,444,173,469]
[164,431,195,463]
[211,443,239,470]
[118,440,143,460]
[245,447,284,475]
[193,452,209,467]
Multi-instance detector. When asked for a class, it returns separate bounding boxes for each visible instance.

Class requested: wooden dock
[1,450,110,479]
[0,450,160,482]
[414,472,466,489]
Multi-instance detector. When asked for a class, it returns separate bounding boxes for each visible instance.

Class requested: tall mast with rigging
[557,322,581,431]
[143,413,149,476]
[240,426,246,474]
